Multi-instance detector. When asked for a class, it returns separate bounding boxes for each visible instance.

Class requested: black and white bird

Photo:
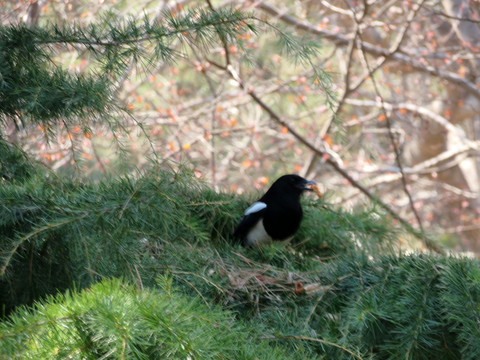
[234,174,318,247]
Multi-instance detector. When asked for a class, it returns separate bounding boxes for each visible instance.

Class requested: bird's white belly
[245,219,294,246]
[245,219,272,246]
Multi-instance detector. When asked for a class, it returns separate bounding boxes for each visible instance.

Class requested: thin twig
[303,8,360,177]
[170,269,226,294]
[133,264,144,291]
[192,52,219,186]
[353,0,428,243]
[431,10,480,24]
[90,138,107,174]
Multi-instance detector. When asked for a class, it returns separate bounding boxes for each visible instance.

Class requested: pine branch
[0,8,257,124]
[0,214,88,277]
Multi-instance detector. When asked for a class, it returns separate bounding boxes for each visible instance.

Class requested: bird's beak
[302,179,316,190]
[303,180,322,197]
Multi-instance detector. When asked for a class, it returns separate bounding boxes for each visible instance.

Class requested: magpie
[234,174,319,247]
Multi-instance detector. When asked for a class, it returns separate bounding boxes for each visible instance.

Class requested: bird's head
[269,174,319,196]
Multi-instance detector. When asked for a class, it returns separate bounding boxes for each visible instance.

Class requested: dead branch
[255,2,480,101]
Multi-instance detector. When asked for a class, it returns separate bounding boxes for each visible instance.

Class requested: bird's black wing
[233,206,267,241]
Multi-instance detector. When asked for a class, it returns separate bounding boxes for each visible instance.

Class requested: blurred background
[2,0,480,253]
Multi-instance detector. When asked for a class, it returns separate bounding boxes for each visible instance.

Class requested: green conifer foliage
[2,160,480,359]
[0,139,39,182]
[0,8,256,125]
[0,278,295,360]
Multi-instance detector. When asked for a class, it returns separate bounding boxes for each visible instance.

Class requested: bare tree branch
[353,0,428,243]
[255,2,480,101]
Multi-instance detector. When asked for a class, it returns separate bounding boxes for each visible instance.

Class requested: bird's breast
[262,203,302,241]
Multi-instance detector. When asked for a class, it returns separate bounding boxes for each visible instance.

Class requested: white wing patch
[244,201,267,216]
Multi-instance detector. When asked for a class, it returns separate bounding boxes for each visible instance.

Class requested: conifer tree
[1,5,480,360]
